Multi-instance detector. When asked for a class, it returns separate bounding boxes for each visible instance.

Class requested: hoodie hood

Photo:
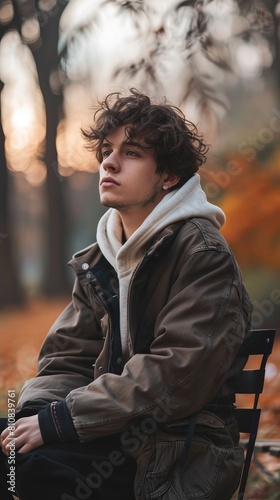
[96,173,225,273]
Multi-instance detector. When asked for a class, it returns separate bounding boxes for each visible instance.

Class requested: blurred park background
[0,0,280,496]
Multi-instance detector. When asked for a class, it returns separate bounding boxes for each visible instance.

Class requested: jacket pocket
[179,437,243,499]
[143,427,243,500]
[144,439,185,499]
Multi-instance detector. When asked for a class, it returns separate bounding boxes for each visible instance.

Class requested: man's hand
[0,415,43,455]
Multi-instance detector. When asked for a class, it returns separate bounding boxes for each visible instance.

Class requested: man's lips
[100,177,120,186]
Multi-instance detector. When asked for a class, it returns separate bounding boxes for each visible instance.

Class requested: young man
[0,89,252,500]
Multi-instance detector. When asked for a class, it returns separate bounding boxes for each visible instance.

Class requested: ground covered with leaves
[0,298,279,498]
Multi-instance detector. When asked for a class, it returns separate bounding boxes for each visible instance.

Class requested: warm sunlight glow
[11,107,34,129]
[236,44,262,76]
[0,1,13,24]
[21,17,40,44]
[56,118,98,174]
[0,31,46,184]
[25,160,47,186]
[38,0,57,11]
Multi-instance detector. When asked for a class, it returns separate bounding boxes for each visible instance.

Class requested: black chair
[231,328,276,499]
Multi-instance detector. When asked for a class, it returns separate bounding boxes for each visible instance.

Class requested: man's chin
[100,199,131,212]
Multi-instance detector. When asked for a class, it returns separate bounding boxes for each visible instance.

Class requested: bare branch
[201,36,232,72]
[102,0,146,14]
[175,0,198,8]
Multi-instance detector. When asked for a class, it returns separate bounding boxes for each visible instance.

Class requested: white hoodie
[96,173,225,359]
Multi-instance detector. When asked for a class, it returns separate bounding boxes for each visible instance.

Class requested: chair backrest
[232,328,276,499]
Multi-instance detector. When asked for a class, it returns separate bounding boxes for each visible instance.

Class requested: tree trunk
[269,0,280,89]
[0,82,24,308]
[0,5,25,308]
[32,3,70,296]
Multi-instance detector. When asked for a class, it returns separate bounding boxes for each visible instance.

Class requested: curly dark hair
[82,89,209,188]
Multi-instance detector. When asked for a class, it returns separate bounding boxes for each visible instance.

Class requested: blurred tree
[267,0,280,90]
[0,3,24,308]
[29,1,70,296]
[59,0,276,130]
[0,0,70,302]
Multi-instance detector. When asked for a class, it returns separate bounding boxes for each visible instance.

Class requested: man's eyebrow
[101,139,148,150]
[101,140,112,148]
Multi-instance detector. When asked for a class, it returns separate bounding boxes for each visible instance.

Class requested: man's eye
[102,150,111,158]
[126,150,139,157]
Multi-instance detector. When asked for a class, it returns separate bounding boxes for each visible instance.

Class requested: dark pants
[0,418,136,500]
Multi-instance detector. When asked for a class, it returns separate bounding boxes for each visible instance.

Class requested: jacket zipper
[125,256,147,359]
[87,282,114,372]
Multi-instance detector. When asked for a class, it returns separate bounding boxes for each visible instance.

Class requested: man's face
[99,126,167,214]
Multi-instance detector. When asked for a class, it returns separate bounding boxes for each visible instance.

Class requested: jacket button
[82,263,89,270]
[98,366,104,372]
[116,357,123,365]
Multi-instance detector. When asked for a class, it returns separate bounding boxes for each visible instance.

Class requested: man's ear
[162,173,180,190]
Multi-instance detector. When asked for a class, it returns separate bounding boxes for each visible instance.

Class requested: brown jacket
[17,217,252,499]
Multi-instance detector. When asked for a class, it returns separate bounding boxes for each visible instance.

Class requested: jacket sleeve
[16,276,104,415]
[64,248,252,442]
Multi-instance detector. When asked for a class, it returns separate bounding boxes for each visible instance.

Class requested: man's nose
[102,152,120,171]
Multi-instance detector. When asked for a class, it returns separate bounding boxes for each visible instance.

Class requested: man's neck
[118,206,156,240]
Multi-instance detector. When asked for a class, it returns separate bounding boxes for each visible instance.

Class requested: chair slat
[236,329,276,357]
[234,408,261,433]
[231,369,265,394]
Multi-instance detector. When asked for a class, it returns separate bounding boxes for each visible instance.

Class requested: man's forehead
[103,126,148,147]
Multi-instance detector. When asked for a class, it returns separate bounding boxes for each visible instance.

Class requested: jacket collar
[68,220,186,275]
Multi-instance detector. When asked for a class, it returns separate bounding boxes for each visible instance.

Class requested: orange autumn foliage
[202,148,280,269]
